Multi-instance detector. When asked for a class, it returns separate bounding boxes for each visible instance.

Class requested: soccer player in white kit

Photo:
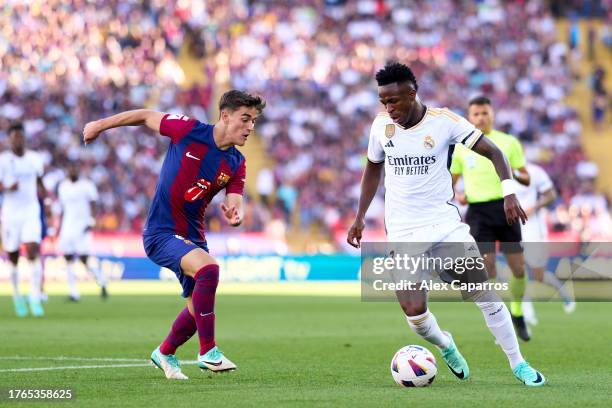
[57,162,107,300]
[347,63,545,386]
[0,123,46,317]
[516,162,575,325]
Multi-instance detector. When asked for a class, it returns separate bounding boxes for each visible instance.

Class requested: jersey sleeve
[534,166,554,193]
[366,120,385,163]
[449,115,482,150]
[34,153,44,177]
[508,137,526,169]
[57,182,66,208]
[226,159,246,195]
[87,181,99,202]
[159,114,198,144]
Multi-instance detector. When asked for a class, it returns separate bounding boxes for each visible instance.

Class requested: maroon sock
[192,264,219,355]
[160,307,197,355]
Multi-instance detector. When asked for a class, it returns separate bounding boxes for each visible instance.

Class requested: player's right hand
[504,194,528,225]
[83,120,103,145]
[456,192,468,205]
[7,182,18,192]
[347,217,365,248]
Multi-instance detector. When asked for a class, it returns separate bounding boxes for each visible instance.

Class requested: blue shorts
[143,233,209,298]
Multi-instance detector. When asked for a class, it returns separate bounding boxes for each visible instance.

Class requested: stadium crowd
[0,0,221,232]
[0,0,610,245]
[221,0,610,238]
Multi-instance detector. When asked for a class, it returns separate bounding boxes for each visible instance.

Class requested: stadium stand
[0,0,609,250]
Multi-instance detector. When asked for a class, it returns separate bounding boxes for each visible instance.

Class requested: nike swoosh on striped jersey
[186,151,201,160]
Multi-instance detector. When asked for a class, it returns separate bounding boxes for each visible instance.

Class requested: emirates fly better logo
[387,155,436,176]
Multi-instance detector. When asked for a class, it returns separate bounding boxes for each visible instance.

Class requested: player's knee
[466,289,501,304]
[506,253,526,278]
[79,255,88,265]
[532,268,544,282]
[509,264,525,278]
[64,254,74,262]
[24,243,39,260]
[181,249,218,278]
[399,301,427,317]
[8,252,19,265]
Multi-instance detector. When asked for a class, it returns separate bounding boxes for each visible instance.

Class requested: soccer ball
[390,345,437,387]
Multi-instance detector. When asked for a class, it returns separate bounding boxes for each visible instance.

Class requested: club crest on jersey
[217,172,231,186]
[424,135,435,149]
[385,124,396,139]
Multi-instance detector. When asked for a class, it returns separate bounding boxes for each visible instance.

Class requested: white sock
[542,271,572,302]
[29,258,43,303]
[87,258,106,287]
[476,301,524,369]
[9,263,20,300]
[406,310,451,350]
[67,261,80,300]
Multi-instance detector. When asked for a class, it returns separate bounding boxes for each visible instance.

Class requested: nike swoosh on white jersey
[186,152,201,160]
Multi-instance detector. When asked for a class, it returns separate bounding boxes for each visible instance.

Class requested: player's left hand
[83,120,103,145]
[347,217,365,248]
[504,194,527,225]
[84,217,96,232]
[220,203,242,226]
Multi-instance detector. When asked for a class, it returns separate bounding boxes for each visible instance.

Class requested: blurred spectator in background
[591,66,608,130]
[570,179,609,211]
[1,0,610,248]
[256,167,275,207]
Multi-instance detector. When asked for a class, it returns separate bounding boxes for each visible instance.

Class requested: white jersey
[516,163,554,241]
[0,150,43,220]
[367,107,482,237]
[58,178,98,237]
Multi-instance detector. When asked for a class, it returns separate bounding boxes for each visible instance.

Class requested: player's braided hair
[219,90,266,113]
[375,62,418,90]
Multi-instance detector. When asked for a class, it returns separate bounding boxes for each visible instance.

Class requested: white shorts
[524,243,549,269]
[388,220,477,245]
[521,218,548,268]
[521,221,546,242]
[59,231,93,256]
[386,221,483,283]
[1,213,42,252]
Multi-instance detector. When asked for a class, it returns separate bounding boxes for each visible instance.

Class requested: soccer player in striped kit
[83,90,265,380]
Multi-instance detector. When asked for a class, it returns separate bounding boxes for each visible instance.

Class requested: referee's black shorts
[465,199,523,254]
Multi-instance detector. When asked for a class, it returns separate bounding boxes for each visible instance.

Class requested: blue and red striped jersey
[144,114,246,245]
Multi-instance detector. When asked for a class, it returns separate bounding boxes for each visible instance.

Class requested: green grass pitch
[1,293,610,407]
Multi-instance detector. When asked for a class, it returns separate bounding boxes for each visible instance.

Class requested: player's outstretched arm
[83,109,165,144]
[513,167,530,187]
[0,182,18,192]
[527,187,557,217]
[347,160,383,248]
[221,193,244,227]
[472,137,527,225]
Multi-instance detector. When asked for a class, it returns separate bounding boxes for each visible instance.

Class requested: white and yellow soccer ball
[390,345,437,387]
